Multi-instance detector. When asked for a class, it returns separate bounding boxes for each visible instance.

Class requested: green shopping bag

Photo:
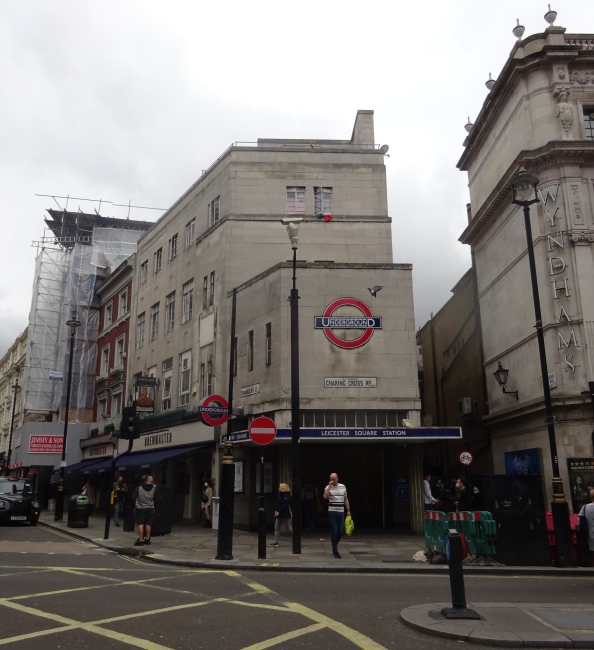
[345,515,354,536]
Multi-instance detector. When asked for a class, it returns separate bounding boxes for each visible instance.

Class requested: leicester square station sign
[314,298,381,349]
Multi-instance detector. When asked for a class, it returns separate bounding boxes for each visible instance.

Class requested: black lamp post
[5,381,21,476]
[510,164,575,567]
[281,218,302,554]
[54,313,81,521]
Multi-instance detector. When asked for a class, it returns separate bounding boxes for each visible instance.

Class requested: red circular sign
[320,298,378,349]
[199,394,229,427]
[249,416,277,445]
[459,450,473,466]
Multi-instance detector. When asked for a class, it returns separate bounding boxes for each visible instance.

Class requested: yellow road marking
[242,623,325,649]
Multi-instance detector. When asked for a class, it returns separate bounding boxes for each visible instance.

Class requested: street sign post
[249,416,277,446]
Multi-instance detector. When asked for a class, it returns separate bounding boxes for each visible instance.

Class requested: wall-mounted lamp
[493,362,519,400]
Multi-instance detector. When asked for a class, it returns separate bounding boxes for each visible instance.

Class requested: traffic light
[119,405,141,440]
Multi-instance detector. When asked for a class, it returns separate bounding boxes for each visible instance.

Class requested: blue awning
[64,459,104,475]
[88,443,210,473]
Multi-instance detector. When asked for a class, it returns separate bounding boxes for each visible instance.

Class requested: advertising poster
[567,457,594,514]
[504,448,542,476]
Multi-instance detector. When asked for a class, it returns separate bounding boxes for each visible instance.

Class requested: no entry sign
[198,394,229,427]
[249,416,277,445]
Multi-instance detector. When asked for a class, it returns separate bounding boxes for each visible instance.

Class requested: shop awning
[88,443,211,473]
[64,459,104,475]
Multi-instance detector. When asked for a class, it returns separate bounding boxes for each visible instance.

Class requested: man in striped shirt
[323,472,351,559]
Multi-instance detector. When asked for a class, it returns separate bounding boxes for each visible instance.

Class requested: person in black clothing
[269,483,292,547]
[454,478,472,511]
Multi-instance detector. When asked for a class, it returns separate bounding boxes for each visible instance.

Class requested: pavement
[38,510,594,648]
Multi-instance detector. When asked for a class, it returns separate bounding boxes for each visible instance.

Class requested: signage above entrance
[223,427,462,443]
[315,298,381,349]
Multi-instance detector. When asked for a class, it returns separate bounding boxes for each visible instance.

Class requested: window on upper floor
[182,279,194,323]
[112,391,122,416]
[179,351,191,406]
[115,336,125,369]
[104,303,113,328]
[165,292,175,332]
[248,330,254,372]
[185,219,196,248]
[209,271,215,307]
[162,357,173,411]
[286,186,306,214]
[98,398,108,419]
[118,289,128,318]
[207,359,212,395]
[583,107,594,140]
[150,302,160,341]
[203,276,208,309]
[100,346,110,377]
[137,312,145,349]
[140,260,148,284]
[168,233,178,261]
[209,196,220,226]
[199,362,205,398]
[154,247,162,274]
[314,187,332,216]
[265,323,272,366]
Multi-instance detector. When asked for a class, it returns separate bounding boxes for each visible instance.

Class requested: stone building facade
[458,23,594,512]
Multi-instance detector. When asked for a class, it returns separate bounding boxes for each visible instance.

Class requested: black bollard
[257,495,266,559]
[441,529,480,620]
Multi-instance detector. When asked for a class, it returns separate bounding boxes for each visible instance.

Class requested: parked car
[0,477,40,525]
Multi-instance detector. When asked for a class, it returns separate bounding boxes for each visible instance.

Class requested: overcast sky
[1,1,592,356]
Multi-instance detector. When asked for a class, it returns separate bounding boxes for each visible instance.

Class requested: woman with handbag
[578,488,594,566]
[269,483,292,547]
[201,480,213,528]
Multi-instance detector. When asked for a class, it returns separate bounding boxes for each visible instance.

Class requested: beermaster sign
[315,298,381,349]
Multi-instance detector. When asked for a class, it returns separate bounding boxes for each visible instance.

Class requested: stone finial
[544,5,557,27]
[513,19,525,41]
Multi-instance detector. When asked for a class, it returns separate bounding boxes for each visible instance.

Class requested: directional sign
[249,416,277,446]
[199,394,229,427]
[459,450,473,466]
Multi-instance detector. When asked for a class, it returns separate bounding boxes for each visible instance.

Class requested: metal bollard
[441,528,480,620]
[257,495,266,559]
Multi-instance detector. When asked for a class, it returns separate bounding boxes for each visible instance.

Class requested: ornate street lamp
[5,381,21,476]
[510,164,575,566]
[493,362,519,400]
[281,217,303,554]
[54,313,81,521]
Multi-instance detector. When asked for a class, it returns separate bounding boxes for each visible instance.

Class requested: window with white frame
[150,302,160,341]
[137,312,145,349]
[112,391,122,416]
[168,233,178,261]
[100,346,110,376]
[179,351,191,406]
[118,289,128,318]
[115,336,125,369]
[200,362,205,398]
[207,360,212,395]
[165,291,175,332]
[286,186,306,214]
[182,279,193,323]
[154,247,162,274]
[162,358,173,411]
[209,271,215,306]
[140,260,148,284]
[203,276,208,309]
[209,196,220,226]
[248,330,254,371]
[105,303,113,328]
[98,397,108,419]
[185,218,196,248]
[314,187,332,216]
[265,322,272,366]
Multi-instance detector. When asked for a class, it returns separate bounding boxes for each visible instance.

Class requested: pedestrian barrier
[424,511,448,554]
[425,511,498,559]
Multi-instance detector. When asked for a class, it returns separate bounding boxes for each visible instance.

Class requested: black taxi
[0,477,40,525]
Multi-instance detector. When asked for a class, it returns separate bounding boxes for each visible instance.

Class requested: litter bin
[152,486,174,536]
[123,505,135,532]
[212,496,220,530]
[67,494,91,528]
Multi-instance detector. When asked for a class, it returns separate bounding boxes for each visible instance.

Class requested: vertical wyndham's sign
[314,298,381,349]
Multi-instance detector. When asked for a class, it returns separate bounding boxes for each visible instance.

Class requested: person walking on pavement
[269,483,293,546]
[578,488,594,565]
[132,474,156,546]
[424,473,437,511]
[454,477,472,511]
[112,475,128,527]
[202,479,213,528]
[46,479,58,514]
[323,472,351,559]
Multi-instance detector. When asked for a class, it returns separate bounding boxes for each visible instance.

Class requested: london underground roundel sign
[249,416,277,445]
[199,394,229,427]
[314,298,382,349]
